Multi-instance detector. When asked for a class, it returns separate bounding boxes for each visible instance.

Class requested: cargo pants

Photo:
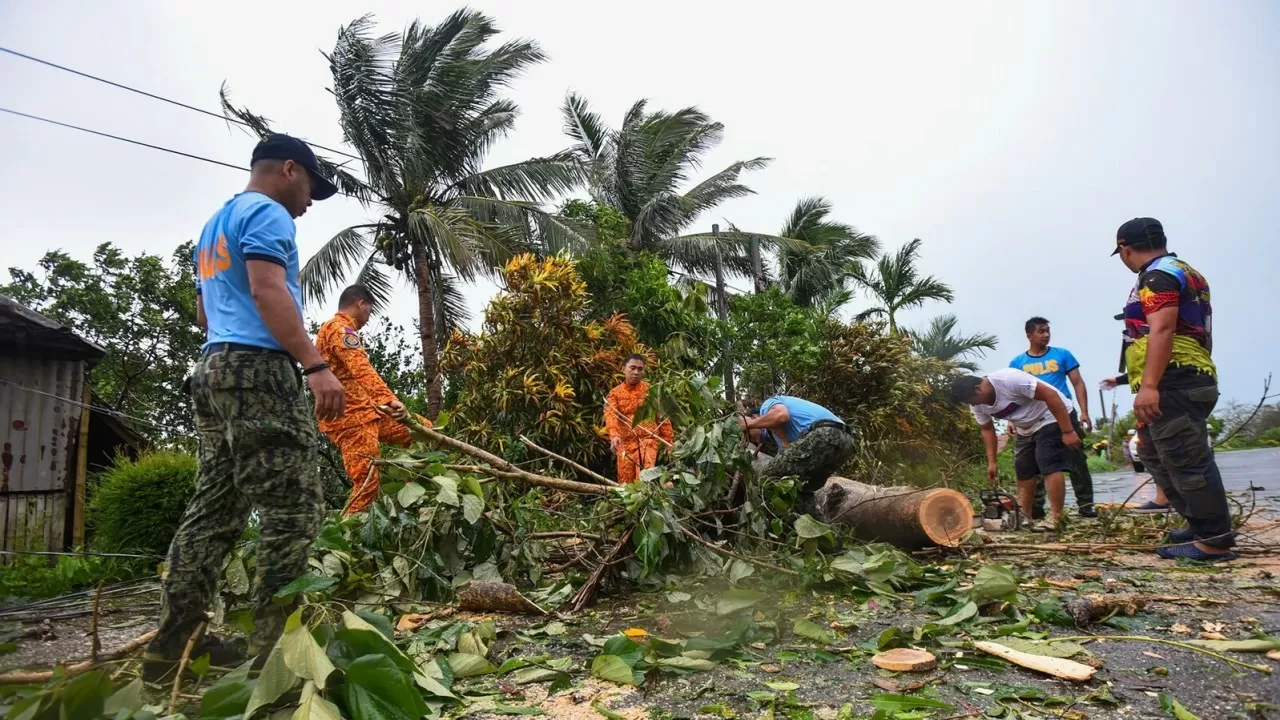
[1136,373,1234,549]
[148,348,324,659]
[759,424,856,513]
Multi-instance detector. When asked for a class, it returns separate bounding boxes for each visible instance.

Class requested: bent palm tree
[776,197,880,307]
[561,93,780,275]
[849,238,954,334]
[907,314,998,371]
[224,12,585,417]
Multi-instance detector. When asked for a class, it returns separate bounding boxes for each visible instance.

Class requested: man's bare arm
[195,294,207,332]
[744,404,790,431]
[1067,368,1089,420]
[1141,306,1178,391]
[980,422,998,465]
[246,260,324,367]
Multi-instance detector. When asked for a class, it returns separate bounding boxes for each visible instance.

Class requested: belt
[202,342,292,358]
[808,419,849,434]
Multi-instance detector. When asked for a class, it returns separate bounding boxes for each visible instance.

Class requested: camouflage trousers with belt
[147,348,323,659]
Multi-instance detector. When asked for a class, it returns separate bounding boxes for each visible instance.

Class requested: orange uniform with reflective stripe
[315,311,430,514]
[604,380,673,484]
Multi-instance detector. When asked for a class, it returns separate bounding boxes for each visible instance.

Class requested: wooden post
[712,224,735,402]
[72,382,91,548]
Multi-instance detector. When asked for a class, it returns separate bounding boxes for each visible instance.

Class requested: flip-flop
[1155,544,1237,562]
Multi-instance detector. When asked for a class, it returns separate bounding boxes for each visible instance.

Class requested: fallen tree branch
[1214,373,1272,448]
[568,527,635,611]
[169,622,204,715]
[528,531,609,542]
[0,630,157,684]
[396,414,610,496]
[520,435,618,486]
[678,527,798,576]
[1050,635,1273,674]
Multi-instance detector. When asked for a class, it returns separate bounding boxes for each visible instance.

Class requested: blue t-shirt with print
[1008,347,1079,400]
[759,396,842,444]
[193,192,300,352]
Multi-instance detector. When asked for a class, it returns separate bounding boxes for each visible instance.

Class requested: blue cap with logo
[250,133,339,201]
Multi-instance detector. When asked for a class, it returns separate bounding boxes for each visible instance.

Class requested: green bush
[0,554,152,602]
[88,451,197,555]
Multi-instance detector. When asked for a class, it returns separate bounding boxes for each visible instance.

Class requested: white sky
[2,1,1277,417]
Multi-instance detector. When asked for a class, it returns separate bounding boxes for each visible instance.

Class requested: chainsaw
[976,489,1022,532]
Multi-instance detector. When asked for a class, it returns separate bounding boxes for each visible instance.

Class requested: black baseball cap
[1112,217,1164,256]
[250,134,339,201]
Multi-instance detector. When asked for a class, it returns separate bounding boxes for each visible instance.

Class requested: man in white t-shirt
[951,368,1082,528]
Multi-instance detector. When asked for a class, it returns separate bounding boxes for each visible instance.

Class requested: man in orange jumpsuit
[604,354,673,484]
[316,284,427,514]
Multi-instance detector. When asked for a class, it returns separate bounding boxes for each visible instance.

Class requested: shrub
[0,554,151,602]
[89,451,197,554]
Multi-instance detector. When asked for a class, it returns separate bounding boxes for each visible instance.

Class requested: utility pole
[712,224,736,402]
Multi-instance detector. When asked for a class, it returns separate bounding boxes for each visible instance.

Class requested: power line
[0,45,363,162]
[0,106,248,172]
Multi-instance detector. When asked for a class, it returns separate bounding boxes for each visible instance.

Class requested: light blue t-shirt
[193,192,301,352]
[759,396,843,444]
[1008,347,1079,400]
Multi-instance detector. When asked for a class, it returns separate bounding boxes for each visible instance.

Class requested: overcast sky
[2,1,1277,416]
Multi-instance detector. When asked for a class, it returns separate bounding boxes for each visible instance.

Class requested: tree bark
[412,243,443,419]
[815,476,972,549]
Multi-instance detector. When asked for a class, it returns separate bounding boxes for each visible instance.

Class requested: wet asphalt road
[1089,446,1280,510]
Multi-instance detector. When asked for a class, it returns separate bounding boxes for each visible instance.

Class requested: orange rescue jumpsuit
[604,380,673,484]
[316,312,429,515]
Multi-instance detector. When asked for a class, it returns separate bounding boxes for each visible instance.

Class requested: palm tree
[775,197,880,307]
[849,238,954,334]
[223,12,586,417]
[560,93,778,275]
[907,314,998,371]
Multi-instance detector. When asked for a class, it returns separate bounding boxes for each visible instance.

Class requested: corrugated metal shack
[0,294,142,555]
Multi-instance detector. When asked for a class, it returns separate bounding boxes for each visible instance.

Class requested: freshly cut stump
[816,477,974,549]
[871,648,937,672]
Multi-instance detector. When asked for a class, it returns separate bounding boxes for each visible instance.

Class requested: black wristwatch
[302,362,330,376]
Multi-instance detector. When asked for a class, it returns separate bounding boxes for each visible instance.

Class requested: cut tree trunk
[815,477,973,549]
[412,243,443,420]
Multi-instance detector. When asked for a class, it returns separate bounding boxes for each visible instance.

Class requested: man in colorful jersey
[145,134,344,679]
[740,395,855,514]
[604,354,673,483]
[952,369,1081,529]
[1008,317,1096,518]
[316,284,428,514]
[1110,217,1234,560]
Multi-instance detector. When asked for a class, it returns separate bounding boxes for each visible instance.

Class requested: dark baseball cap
[1112,217,1164,255]
[250,134,339,201]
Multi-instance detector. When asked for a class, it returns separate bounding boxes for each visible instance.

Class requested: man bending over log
[740,396,855,514]
[951,369,1081,530]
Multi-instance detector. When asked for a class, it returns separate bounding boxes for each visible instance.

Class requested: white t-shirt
[970,368,1067,436]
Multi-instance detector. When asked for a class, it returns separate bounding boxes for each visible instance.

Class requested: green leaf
[201,676,257,720]
[716,588,764,615]
[794,514,834,540]
[448,652,498,677]
[1032,598,1075,627]
[282,610,336,689]
[869,693,953,712]
[591,655,639,685]
[601,636,644,667]
[666,591,692,603]
[793,618,835,644]
[293,681,343,720]
[334,611,417,675]
[763,681,799,692]
[104,678,143,715]
[58,670,113,720]
[246,646,299,718]
[655,656,718,672]
[273,572,338,601]
[397,482,428,508]
[413,671,456,699]
[913,579,959,607]
[188,652,212,677]
[462,494,484,524]
[337,654,430,720]
[1184,638,1280,652]
[1158,693,1202,720]
[937,601,978,626]
[432,476,460,506]
[876,627,904,651]
[512,657,575,685]
[727,558,755,583]
[474,561,504,583]
[970,565,1018,602]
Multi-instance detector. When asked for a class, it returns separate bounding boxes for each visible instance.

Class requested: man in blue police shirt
[1009,316,1096,518]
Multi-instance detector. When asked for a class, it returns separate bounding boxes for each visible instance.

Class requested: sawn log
[815,476,973,549]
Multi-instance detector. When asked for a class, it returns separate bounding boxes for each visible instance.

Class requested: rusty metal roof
[0,294,104,361]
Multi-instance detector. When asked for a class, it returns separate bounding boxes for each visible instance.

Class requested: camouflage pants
[149,349,323,659]
[760,424,857,501]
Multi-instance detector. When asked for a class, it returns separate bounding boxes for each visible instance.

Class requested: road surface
[1090,446,1280,510]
